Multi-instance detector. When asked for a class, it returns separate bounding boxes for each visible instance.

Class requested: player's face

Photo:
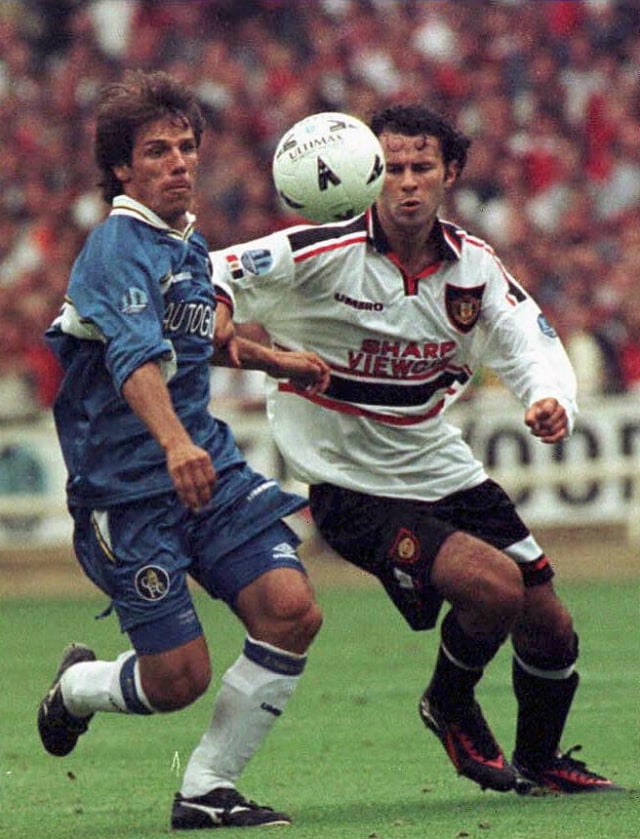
[113,116,199,230]
[376,132,458,235]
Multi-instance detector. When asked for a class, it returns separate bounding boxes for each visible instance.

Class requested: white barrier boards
[0,393,637,548]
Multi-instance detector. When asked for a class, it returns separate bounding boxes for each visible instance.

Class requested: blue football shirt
[46,197,244,506]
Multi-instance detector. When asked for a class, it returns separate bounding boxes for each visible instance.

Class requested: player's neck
[387,226,440,276]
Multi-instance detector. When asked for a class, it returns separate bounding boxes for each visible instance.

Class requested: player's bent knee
[459,561,524,640]
[267,597,323,651]
[495,570,525,617]
[439,539,524,627]
[515,586,576,659]
[473,582,523,638]
[297,599,323,645]
[236,567,323,651]
[244,596,323,655]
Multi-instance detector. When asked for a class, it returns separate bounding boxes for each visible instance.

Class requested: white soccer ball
[272,111,386,223]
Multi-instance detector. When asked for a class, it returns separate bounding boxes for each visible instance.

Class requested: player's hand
[524,398,568,444]
[166,440,217,510]
[213,302,241,367]
[268,350,331,395]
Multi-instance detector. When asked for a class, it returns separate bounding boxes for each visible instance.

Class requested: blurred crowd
[0,0,638,421]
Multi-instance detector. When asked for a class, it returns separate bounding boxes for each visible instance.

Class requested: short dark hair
[370,104,471,174]
[95,69,205,203]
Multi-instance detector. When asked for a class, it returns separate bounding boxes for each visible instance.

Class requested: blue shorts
[71,464,306,655]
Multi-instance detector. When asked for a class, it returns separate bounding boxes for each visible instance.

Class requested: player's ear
[113,163,132,183]
[443,161,460,188]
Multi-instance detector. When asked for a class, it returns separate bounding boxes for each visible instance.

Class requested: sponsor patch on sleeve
[120,287,148,314]
[240,248,274,275]
[537,313,558,338]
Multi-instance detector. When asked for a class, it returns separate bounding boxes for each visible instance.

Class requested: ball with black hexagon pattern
[272,112,386,224]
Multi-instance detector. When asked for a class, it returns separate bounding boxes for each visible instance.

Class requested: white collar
[110,195,196,238]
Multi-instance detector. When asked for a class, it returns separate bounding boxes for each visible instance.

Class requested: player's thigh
[71,500,204,655]
[310,483,456,629]
[433,479,553,585]
[430,529,522,617]
[310,482,523,630]
[193,518,320,650]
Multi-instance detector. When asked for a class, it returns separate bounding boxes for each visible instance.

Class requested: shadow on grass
[298,784,635,829]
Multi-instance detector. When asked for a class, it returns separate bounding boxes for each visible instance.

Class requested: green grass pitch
[1,579,637,838]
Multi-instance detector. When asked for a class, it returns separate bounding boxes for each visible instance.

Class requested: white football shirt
[211,210,577,501]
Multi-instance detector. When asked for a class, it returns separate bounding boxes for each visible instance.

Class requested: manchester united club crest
[445,284,485,333]
[389,527,421,564]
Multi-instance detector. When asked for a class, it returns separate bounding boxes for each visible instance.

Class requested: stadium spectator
[617,298,640,393]
[0,294,42,421]
[554,299,624,398]
[0,0,638,404]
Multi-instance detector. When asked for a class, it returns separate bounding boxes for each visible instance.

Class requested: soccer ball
[272,111,385,223]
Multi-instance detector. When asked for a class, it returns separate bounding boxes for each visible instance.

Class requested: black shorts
[308,479,554,631]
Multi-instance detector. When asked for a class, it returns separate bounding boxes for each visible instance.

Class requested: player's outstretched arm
[211,306,330,393]
[524,398,569,444]
[234,338,331,395]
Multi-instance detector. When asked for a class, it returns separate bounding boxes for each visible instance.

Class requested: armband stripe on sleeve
[214,282,235,315]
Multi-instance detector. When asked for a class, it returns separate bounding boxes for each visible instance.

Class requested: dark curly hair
[95,69,205,203]
[370,104,471,174]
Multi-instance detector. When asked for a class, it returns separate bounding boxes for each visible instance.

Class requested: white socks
[61,650,154,717]
[180,637,306,798]
[59,636,306,799]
